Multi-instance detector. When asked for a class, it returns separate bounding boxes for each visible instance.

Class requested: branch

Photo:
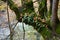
[22,19,25,40]
[7,0,13,40]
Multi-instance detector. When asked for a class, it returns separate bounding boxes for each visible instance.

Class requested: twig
[22,19,25,40]
[4,21,19,39]
[7,0,13,40]
[13,22,19,29]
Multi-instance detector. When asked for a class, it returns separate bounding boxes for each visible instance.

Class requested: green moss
[39,27,51,38]
[38,0,47,19]
[23,1,34,13]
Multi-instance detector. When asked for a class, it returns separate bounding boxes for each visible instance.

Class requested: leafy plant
[23,1,34,13]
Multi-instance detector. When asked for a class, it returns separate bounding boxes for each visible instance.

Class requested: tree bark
[51,0,59,33]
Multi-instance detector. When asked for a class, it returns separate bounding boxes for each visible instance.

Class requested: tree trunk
[51,0,59,33]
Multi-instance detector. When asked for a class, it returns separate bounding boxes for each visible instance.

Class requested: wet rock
[0,1,17,40]
[0,27,10,40]
[13,22,44,40]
